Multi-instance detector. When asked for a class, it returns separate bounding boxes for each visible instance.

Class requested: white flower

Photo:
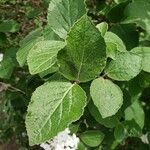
[140,133,149,144]
[40,128,79,150]
[0,53,3,62]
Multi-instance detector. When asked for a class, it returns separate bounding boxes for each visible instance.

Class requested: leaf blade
[58,15,106,82]
[90,78,123,118]
[27,40,66,74]
[26,81,87,145]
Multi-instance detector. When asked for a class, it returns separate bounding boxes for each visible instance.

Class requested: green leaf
[123,0,150,36]
[123,120,142,137]
[88,101,120,128]
[58,15,106,82]
[90,78,123,118]
[131,47,150,73]
[0,20,19,33]
[114,124,127,142]
[47,0,86,39]
[96,22,108,37]
[105,52,142,81]
[125,100,145,129]
[107,1,130,23]
[27,41,66,74]
[17,28,43,67]
[43,25,62,41]
[0,57,14,79]
[111,24,139,50]
[39,63,58,78]
[80,130,104,147]
[104,32,126,59]
[26,81,87,145]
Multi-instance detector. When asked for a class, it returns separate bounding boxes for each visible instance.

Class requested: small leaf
[96,22,108,37]
[27,41,66,74]
[80,130,104,147]
[90,78,123,118]
[104,32,126,59]
[0,20,19,33]
[58,15,106,82]
[26,80,87,145]
[47,0,86,39]
[131,47,150,73]
[114,124,126,142]
[123,120,142,137]
[125,100,145,129]
[105,52,142,81]
[0,57,15,79]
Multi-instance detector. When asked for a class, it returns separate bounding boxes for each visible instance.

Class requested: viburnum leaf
[0,57,14,79]
[90,78,123,118]
[104,32,126,59]
[26,80,87,145]
[27,41,66,74]
[114,124,126,142]
[58,15,106,82]
[80,130,104,147]
[105,52,142,81]
[125,100,145,129]
[47,0,86,39]
[96,22,108,37]
[131,47,150,73]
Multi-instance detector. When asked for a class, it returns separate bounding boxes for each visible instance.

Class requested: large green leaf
[123,0,150,37]
[47,0,86,39]
[27,41,66,74]
[90,78,123,118]
[58,15,106,82]
[125,100,145,129]
[80,130,104,147]
[105,52,142,81]
[131,47,150,73]
[26,80,87,145]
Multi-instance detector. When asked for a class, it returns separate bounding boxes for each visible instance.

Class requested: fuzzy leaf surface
[90,78,123,118]
[26,80,87,145]
[47,0,86,39]
[27,41,66,74]
[105,52,142,81]
[58,15,106,82]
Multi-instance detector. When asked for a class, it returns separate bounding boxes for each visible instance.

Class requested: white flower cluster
[0,53,3,62]
[40,128,79,150]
